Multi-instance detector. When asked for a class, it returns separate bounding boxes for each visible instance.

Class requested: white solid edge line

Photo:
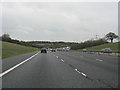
[0,51,40,78]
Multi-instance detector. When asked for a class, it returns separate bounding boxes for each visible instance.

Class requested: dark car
[41,48,47,53]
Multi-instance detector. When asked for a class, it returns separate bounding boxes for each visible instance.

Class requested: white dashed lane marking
[96,59,103,61]
[61,59,64,62]
[81,72,87,77]
[56,56,59,58]
[75,68,81,74]
[53,55,87,78]
[75,68,87,77]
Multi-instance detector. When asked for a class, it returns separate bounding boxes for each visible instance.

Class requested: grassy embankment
[2,41,39,59]
[84,42,120,50]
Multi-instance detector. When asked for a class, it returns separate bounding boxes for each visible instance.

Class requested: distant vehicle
[56,47,70,51]
[51,49,56,52]
[101,48,112,53]
[82,49,87,51]
[41,48,47,53]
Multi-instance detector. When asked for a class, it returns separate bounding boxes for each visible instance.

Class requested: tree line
[0,33,78,48]
[71,32,119,50]
[0,33,42,48]
[71,38,108,50]
[0,32,119,50]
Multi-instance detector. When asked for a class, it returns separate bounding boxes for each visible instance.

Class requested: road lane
[2,51,38,72]
[0,52,40,77]
[55,51,118,88]
[2,51,118,88]
[56,51,118,73]
[68,51,118,65]
[3,52,104,88]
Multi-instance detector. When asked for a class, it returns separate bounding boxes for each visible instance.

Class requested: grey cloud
[2,2,118,42]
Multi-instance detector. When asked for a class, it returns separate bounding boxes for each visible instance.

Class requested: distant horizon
[1,32,119,43]
[1,2,118,43]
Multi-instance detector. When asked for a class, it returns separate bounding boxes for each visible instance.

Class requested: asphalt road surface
[2,51,118,88]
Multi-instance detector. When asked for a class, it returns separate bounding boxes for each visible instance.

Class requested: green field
[84,42,120,50]
[2,41,39,59]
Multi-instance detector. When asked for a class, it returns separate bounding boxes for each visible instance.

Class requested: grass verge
[2,41,39,59]
[84,42,120,51]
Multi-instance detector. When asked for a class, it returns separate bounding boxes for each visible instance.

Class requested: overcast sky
[1,2,118,42]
